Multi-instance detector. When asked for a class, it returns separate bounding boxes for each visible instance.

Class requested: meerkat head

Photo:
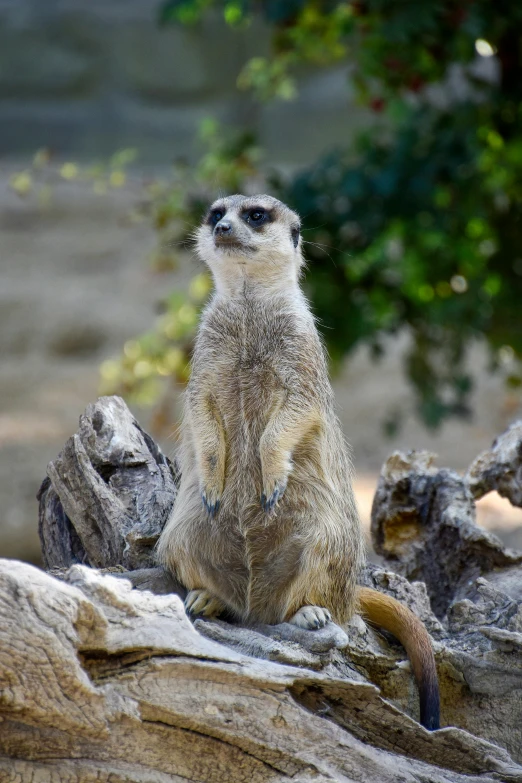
[196,194,303,293]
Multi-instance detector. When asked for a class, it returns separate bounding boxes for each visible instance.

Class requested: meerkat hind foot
[289,605,331,630]
[185,589,226,619]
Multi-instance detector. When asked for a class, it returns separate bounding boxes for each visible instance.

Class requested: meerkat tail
[356,586,440,731]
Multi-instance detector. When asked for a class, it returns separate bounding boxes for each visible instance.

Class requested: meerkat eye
[248,209,267,223]
[208,209,224,226]
[291,226,300,248]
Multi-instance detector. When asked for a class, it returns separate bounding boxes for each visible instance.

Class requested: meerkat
[157,194,440,730]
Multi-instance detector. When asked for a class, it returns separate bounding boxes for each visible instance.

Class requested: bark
[467,420,522,506]
[38,395,180,572]
[1,395,521,781]
[371,449,522,617]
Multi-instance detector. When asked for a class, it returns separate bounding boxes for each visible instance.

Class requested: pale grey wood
[1,561,522,783]
[38,395,179,570]
[22,399,522,779]
[371,448,522,617]
[467,420,522,505]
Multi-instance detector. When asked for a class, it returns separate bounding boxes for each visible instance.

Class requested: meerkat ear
[291,226,300,248]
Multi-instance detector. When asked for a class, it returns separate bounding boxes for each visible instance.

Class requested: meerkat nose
[215,221,232,236]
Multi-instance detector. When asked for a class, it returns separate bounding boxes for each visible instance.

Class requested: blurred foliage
[7,126,261,424]
[277,100,522,427]
[100,120,262,412]
[148,0,522,429]
[100,276,211,410]
[9,147,139,202]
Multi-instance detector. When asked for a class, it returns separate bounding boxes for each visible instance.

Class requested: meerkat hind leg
[289,605,332,630]
[185,589,226,619]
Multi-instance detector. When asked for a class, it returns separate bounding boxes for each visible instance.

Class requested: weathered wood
[3,397,521,780]
[467,419,522,505]
[1,560,522,783]
[38,395,179,570]
[371,449,522,617]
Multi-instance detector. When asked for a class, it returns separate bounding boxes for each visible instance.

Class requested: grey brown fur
[157,194,363,629]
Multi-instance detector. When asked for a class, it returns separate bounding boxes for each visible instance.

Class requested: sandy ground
[1,165,521,565]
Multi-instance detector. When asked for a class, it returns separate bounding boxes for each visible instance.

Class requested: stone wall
[0,0,370,164]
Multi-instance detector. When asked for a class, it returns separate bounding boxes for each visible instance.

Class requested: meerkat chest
[194,298,313,439]
[201,299,299,381]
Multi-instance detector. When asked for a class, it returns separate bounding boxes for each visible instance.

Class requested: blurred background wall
[1,0,521,565]
[0,0,370,164]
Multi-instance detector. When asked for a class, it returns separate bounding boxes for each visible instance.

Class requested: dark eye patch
[241,207,271,227]
[207,208,225,226]
[291,225,300,248]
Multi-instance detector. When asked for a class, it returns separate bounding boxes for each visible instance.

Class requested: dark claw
[202,493,220,518]
[260,491,272,512]
[260,484,285,513]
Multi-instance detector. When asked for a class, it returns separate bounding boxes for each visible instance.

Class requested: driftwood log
[1,396,522,781]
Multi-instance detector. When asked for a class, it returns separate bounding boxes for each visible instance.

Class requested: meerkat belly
[176,301,359,623]
[219,361,282,501]
[169,354,291,617]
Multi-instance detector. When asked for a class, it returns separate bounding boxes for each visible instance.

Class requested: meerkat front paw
[260,457,290,512]
[199,451,225,518]
[201,485,222,517]
[260,477,287,512]
[259,439,291,513]
[289,605,331,630]
[185,589,226,618]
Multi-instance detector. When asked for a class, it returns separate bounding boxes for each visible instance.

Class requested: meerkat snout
[214,219,233,238]
[196,194,303,292]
